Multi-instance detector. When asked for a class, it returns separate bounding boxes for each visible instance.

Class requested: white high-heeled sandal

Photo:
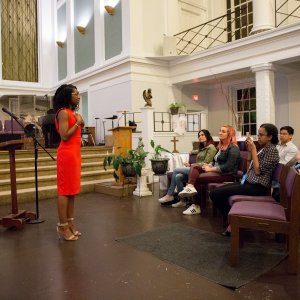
[67,218,82,236]
[56,223,78,241]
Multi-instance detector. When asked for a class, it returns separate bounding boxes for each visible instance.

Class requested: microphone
[2,107,19,121]
[117,114,124,127]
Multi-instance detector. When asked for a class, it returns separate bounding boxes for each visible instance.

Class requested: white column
[138,106,155,193]
[140,106,154,154]
[251,63,276,126]
[164,0,179,36]
[200,112,208,130]
[66,0,75,78]
[251,0,275,34]
[94,0,103,66]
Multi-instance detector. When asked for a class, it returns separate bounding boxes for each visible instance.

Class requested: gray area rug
[116,223,286,289]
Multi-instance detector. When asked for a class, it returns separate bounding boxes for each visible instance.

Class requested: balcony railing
[174,6,251,55]
[275,0,300,27]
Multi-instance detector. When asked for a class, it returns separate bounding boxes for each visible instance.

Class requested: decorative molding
[251,63,276,73]
[178,0,206,12]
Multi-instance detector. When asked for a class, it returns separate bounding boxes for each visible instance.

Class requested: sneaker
[182,204,201,215]
[178,185,197,198]
[171,200,186,208]
[158,195,174,203]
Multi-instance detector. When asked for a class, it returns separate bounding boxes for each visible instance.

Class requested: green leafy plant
[103,137,148,181]
[150,139,173,160]
[168,102,186,109]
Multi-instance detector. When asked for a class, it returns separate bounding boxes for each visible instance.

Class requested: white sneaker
[171,200,186,208]
[183,204,201,215]
[178,185,198,198]
[158,195,174,203]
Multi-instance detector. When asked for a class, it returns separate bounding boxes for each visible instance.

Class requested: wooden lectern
[0,139,36,229]
[108,126,134,184]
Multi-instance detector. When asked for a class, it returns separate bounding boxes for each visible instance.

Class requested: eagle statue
[143,88,152,107]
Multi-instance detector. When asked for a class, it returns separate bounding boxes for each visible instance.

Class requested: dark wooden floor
[0,192,299,300]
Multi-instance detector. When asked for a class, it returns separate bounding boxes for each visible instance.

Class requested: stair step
[0,170,114,192]
[0,178,114,205]
[0,146,115,204]
[0,162,112,179]
[0,146,112,159]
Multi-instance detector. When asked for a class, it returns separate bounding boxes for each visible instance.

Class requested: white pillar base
[133,168,152,197]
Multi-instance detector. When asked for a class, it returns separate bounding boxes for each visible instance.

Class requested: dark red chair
[229,167,300,274]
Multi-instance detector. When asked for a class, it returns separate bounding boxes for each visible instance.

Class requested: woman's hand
[183,162,191,167]
[245,137,256,152]
[75,113,84,127]
[202,164,213,172]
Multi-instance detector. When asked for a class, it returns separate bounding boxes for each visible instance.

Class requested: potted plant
[169,102,186,115]
[103,137,148,181]
[149,139,173,175]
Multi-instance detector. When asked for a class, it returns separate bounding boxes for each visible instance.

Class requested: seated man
[277,126,298,164]
[272,126,298,201]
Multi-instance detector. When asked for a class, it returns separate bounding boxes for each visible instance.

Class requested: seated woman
[210,123,279,236]
[179,125,240,215]
[158,129,217,207]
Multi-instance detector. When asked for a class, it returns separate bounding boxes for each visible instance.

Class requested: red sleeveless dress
[55,109,81,196]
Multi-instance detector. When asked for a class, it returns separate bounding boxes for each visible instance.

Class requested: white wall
[178,0,207,32]
[207,0,227,20]
[275,73,289,128]
[88,79,132,143]
[181,84,209,111]
[207,86,232,136]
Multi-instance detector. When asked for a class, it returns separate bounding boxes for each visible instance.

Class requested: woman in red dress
[53,84,84,241]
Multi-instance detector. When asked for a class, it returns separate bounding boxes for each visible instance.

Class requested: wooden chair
[229,167,300,274]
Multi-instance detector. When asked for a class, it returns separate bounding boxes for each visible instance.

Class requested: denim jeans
[167,167,190,196]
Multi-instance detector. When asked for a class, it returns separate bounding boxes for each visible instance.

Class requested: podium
[0,139,36,229]
[108,126,135,184]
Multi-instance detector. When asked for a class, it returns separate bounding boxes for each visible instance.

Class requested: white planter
[133,168,152,197]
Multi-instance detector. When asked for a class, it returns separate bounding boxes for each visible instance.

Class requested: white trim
[178,0,206,12]
[66,0,75,79]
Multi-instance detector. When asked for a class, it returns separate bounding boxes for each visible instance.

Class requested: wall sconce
[104,5,115,15]
[76,26,86,34]
[56,41,64,48]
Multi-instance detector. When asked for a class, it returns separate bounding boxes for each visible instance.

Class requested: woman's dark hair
[260,123,279,145]
[198,129,214,150]
[53,84,77,112]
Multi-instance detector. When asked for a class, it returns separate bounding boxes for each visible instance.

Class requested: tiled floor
[0,192,299,299]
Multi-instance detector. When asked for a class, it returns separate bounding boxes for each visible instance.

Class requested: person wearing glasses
[210,123,279,236]
[53,84,84,241]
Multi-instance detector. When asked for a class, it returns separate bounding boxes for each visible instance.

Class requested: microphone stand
[3,109,55,224]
